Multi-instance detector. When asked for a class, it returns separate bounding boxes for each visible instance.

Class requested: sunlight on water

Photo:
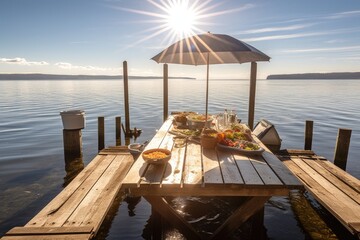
[0,79,359,239]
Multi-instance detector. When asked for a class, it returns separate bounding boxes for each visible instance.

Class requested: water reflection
[142,196,267,239]
[63,157,84,187]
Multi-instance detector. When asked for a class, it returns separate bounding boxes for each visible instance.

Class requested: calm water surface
[0,79,359,239]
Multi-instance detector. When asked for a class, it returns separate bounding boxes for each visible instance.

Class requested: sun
[165,1,198,38]
[115,0,253,47]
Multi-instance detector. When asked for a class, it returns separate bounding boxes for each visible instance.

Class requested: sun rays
[113,0,253,50]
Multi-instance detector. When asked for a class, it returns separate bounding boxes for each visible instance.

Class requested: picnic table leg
[144,196,202,240]
[211,196,270,240]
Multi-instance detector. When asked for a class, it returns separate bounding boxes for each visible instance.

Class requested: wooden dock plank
[5,226,93,235]
[27,154,114,227]
[1,235,90,240]
[77,155,133,232]
[42,154,117,227]
[281,154,360,234]
[25,154,106,227]
[314,158,360,193]
[301,157,360,204]
[3,147,134,240]
[64,155,132,229]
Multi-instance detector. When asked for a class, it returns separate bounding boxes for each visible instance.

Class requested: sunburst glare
[114,0,254,49]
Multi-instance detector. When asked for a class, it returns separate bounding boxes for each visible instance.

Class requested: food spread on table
[216,124,263,154]
[171,112,264,155]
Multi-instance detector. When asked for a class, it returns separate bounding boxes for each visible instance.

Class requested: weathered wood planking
[217,150,244,184]
[279,151,360,236]
[182,143,203,185]
[202,148,222,184]
[121,118,173,187]
[233,154,263,185]
[122,120,301,195]
[4,148,134,240]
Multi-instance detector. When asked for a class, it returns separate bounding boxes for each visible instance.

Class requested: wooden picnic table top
[121,116,302,197]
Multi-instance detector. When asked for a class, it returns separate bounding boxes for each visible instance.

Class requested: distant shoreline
[0,73,195,80]
[267,72,360,79]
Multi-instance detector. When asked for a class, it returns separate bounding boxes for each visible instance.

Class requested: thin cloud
[0,57,49,65]
[323,10,360,19]
[242,32,327,42]
[241,24,311,34]
[282,45,360,53]
[55,62,119,72]
[242,27,360,42]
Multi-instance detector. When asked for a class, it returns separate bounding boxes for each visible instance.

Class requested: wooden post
[333,128,352,170]
[248,62,257,130]
[63,129,83,170]
[304,120,313,150]
[123,61,131,137]
[98,116,105,151]
[63,129,84,186]
[116,116,122,146]
[163,64,168,122]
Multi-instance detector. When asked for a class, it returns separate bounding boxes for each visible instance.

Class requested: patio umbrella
[151,32,270,129]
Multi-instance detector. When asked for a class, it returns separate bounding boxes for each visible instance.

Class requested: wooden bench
[277,149,360,238]
[1,146,134,240]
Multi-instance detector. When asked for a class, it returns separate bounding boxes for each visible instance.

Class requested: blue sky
[1,0,359,79]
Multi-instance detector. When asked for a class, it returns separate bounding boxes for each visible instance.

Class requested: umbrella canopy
[152,33,270,65]
[152,32,270,128]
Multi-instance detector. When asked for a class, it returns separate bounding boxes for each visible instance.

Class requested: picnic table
[121,116,303,239]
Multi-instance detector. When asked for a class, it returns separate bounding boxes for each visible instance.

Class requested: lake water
[0,79,359,239]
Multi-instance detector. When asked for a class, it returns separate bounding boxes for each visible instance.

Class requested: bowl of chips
[142,148,171,164]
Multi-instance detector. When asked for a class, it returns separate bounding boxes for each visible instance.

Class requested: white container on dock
[60,110,85,130]
[253,119,281,152]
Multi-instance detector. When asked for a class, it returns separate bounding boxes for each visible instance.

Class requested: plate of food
[217,140,264,155]
[142,148,171,164]
[169,127,201,138]
[186,114,213,130]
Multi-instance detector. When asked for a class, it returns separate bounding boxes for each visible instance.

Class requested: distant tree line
[267,72,360,79]
[0,73,195,80]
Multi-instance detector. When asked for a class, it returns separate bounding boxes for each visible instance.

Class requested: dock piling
[98,116,105,151]
[116,116,122,146]
[304,120,313,150]
[123,61,131,138]
[60,110,85,185]
[333,128,352,170]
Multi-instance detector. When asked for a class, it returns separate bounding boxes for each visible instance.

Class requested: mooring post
[333,128,352,171]
[304,120,313,150]
[163,63,168,122]
[98,116,105,151]
[60,110,85,185]
[248,62,257,130]
[116,116,122,146]
[123,61,131,138]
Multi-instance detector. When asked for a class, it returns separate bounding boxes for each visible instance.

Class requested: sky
[0,0,359,79]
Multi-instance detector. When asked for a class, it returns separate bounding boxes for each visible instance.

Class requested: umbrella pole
[205,53,210,128]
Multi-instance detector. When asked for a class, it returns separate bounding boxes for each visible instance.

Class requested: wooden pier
[1,146,134,240]
[274,121,360,239]
[2,117,360,239]
[277,149,360,237]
